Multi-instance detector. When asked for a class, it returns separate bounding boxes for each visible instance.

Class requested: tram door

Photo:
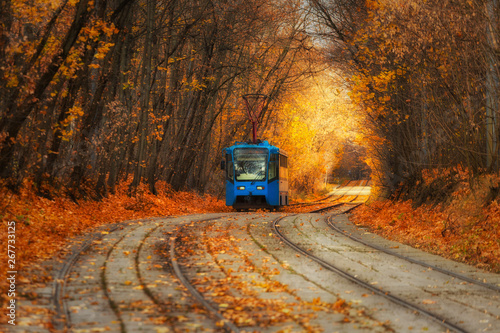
[279,154,288,205]
[225,153,235,206]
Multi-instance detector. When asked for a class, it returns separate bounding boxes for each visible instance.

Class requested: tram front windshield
[234,148,268,181]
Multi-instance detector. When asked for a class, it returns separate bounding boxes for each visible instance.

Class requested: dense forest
[310,0,500,198]
[0,0,322,197]
[1,0,499,200]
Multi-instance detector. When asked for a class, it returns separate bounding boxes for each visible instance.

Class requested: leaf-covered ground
[4,172,500,324]
[175,219,352,331]
[352,172,500,273]
[0,179,229,311]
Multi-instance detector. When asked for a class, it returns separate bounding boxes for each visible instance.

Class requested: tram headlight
[257,186,264,190]
[237,186,245,190]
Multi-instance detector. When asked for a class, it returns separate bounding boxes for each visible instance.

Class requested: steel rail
[102,220,179,333]
[169,217,241,333]
[308,202,346,213]
[308,201,361,214]
[52,223,122,331]
[326,215,500,293]
[271,215,468,333]
[308,182,370,213]
[288,184,360,207]
[52,215,211,331]
[288,180,370,210]
[101,226,136,333]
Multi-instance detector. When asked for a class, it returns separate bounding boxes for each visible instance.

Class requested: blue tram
[222,140,289,211]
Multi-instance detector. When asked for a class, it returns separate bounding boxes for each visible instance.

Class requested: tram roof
[223,140,288,157]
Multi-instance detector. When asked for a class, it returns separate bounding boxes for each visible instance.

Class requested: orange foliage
[262,75,360,194]
[352,173,500,272]
[0,179,229,308]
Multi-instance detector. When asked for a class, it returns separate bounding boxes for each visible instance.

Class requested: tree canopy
[0,0,322,196]
[1,0,498,200]
[310,0,500,198]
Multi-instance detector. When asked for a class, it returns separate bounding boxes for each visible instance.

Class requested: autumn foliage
[0,0,318,197]
[2,0,499,316]
[311,0,499,197]
[352,169,500,272]
[0,179,228,309]
[262,78,361,192]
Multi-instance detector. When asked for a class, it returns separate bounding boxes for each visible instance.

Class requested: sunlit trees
[260,73,360,193]
[311,0,500,199]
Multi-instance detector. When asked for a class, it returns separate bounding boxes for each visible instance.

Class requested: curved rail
[287,192,338,207]
[271,215,468,333]
[101,229,132,332]
[307,182,370,213]
[326,215,500,293]
[52,223,122,330]
[169,218,240,333]
[288,183,360,208]
[290,182,359,206]
[53,215,233,332]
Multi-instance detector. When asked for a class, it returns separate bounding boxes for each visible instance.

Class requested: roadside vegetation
[0,0,326,197]
[311,0,499,196]
[352,170,500,273]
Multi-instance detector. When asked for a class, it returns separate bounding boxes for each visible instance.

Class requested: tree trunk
[0,0,90,177]
[130,0,155,193]
[486,0,499,170]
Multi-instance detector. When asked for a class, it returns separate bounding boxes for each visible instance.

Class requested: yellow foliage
[263,73,361,193]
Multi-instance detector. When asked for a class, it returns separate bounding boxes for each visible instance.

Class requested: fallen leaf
[422,299,436,304]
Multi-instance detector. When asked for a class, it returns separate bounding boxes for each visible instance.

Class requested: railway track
[49,211,390,332]
[53,220,168,332]
[326,215,500,293]
[306,183,368,213]
[51,214,227,332]
[287,182,369,213]
[164,195,498,332]
[12,184,494,333]
[169,217,241,333]
[271,215,467,333]
[52,222,125,331]
[270,208,500,332]
[286,181,356,207]
[168,214,391,332]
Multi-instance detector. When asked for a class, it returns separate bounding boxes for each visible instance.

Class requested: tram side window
[269,154,278,182]
[226,154,234,182]
[279,155,288,180]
